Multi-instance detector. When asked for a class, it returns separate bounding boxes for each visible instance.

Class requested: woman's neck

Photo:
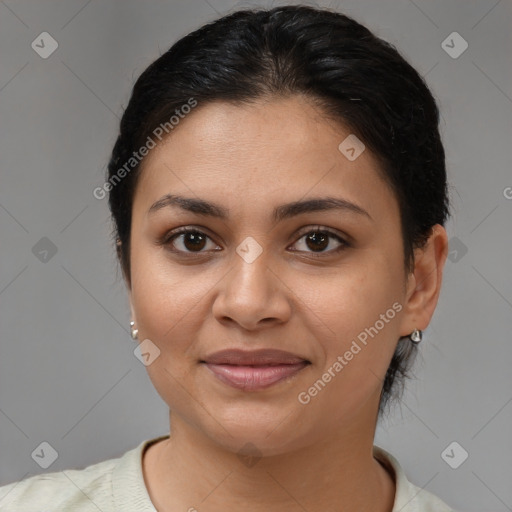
[142,413,396,512]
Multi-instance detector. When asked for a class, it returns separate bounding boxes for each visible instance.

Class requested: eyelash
[159,226,350,258]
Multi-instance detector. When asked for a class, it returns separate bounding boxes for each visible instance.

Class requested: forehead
[133,96,396,221]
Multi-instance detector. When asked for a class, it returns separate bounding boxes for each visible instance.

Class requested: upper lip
[201,349,309,366]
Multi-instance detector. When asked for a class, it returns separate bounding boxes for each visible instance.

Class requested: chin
[197,406,313,458]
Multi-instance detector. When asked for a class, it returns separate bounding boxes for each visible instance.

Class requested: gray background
[0,0,511,510]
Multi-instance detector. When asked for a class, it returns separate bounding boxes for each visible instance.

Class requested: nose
[212,246,292,331]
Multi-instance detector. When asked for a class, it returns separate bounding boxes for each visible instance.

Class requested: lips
[202,348,309,366]
[200,349,310,391]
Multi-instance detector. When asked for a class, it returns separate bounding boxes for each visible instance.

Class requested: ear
[399,224,449,337]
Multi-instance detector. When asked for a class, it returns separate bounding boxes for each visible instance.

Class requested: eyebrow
[147,194,372,222]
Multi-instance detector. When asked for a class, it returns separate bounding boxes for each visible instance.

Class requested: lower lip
[203,362,309,391]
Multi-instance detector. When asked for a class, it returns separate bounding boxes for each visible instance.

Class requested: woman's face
[128,96,419,455]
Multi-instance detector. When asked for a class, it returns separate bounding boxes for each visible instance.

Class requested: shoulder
[0,456,118,511]
[406,482,456,512]
[373,445,456,512]
[0,438,153,512]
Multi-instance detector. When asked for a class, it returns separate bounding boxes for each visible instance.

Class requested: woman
[0,5,454,511]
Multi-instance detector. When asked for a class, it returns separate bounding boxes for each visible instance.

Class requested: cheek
[130,247,212,350]
[295,251,404,378]
[129,251,213,407]
[303,258,401,334]
[291,261,404,421]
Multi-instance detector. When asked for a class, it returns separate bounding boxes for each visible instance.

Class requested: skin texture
[123,95,448,511]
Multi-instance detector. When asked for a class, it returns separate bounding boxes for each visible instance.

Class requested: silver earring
[410,329,422,344]
[130,321,138,340]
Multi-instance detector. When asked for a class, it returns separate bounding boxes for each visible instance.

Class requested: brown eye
[179,231,207,251]
[304,232,329,252]
[163,228,219,253]
[290,228,349,255]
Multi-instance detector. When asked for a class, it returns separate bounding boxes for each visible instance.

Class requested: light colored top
[0,435,454,511]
